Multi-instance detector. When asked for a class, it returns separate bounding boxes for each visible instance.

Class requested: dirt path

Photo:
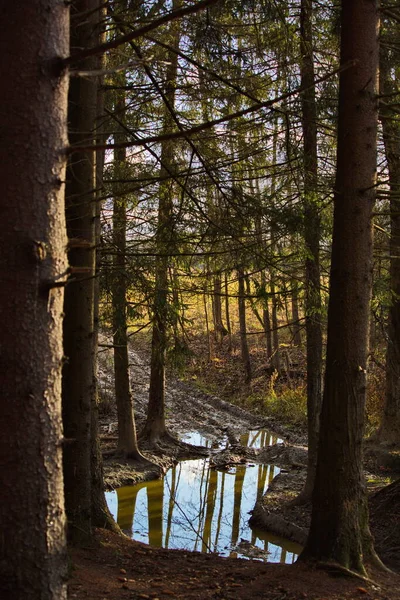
[99,340,273,442]
[97,339,306,488]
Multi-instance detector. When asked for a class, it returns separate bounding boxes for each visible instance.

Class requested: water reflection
[106,430,301,563]
[240,428,283,449]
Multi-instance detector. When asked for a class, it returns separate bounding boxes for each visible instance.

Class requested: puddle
[106,430,301,563]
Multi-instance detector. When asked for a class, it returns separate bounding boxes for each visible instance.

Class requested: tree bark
[62,0,99,544]
[291,279,302,347]
[112,90,143,458]
[212,273,228,342]
[0,2,69,597]
[379,42,400,445]
[90,14,123,531]
[294,0,323,504]
[141,0,181,444]
[270,271,281,373]
[301,0,381,573]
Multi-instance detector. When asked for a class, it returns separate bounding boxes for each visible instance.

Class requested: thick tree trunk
[294,0,323,504]
[379,48,400,444]
[0,2,69,597]
[301,0,381,573]
[62,0,98,544]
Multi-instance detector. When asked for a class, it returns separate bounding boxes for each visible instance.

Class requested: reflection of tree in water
[214,471,225,550]
[230,465,246,555]
[110,453,299,563]
[147,478,163,547]
[164,464,176,548]
[202,468,218,552]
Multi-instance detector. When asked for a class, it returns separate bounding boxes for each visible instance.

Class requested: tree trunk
[238,268,252,383]
[263,290,273,360]
[212,273,227,342]
[0,2,69,597]
[379,43,400,444]
[301,0,381,573]
[270,272,281,372]
[291,279,302,346]
[62,0,98,544]
[112,91,142,458]
[141,0,181,443]
[224,272,233,350]
[294,0,323,504]
[91,10,120,532]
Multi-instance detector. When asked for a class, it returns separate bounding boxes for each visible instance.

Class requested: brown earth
[68,338,400,599]
[68,528,400,600]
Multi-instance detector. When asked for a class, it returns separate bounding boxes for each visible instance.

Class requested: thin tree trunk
[302,0,382,573]
[91,10,121,531]
[0,2,69,597]
[141,0,181,444]
[291,279,302,346]
[62,0,98,545]
[270,272,281,373]
[238,268,252,383]
[112,89,142,458]
[212,273,227,342]
[294,0,323,504]
[224,272,232,349]
[204,283,212,361]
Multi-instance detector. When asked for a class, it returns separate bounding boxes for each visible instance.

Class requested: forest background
[1,0,400,599]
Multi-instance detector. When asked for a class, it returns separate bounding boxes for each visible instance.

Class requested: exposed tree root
[316,561,382,586]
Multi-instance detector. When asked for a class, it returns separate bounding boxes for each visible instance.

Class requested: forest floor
[68,335,400,600]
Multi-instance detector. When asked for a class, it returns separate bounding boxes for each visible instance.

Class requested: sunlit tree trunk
[0,2,69,597]
[302,0,382,573]
[238,267,252,383]
[225,272,233,349]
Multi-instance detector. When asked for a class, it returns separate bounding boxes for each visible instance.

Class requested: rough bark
[379,44,400,444]
[0,2,69,597]
[301,0,381,573]
[294,0,323,504]
[62,0,98,544]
